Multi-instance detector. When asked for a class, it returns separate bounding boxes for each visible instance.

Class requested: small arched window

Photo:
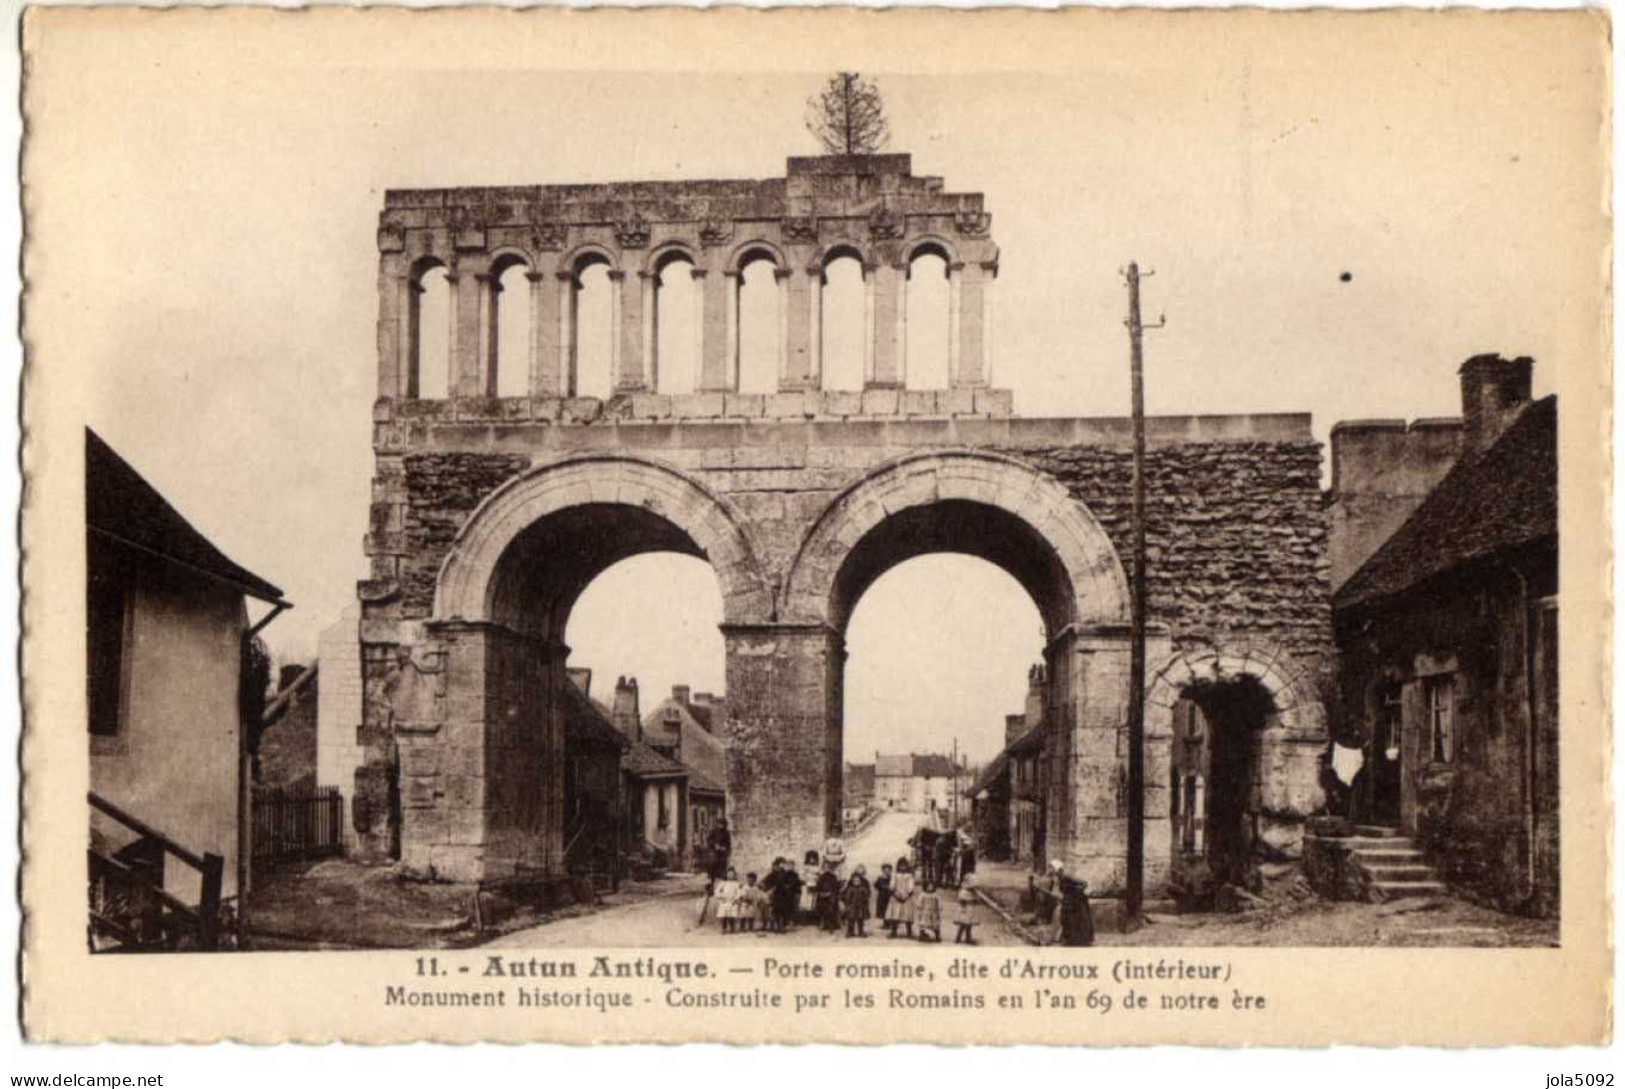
[491,257,532,399]
[905,247,951,389]
[571,255,614,399]
[819,250,866,392]
[736,253,782,394]
[653,252,700,395]
[409,261,451,399]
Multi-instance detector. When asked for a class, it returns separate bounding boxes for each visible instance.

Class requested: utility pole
[1124,262,1163,928]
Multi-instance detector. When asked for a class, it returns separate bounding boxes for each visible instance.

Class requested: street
[488,810,1026,948]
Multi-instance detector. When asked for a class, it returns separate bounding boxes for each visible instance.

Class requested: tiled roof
[912,753,958,779]
[1336,396,1557,610]
[86,429,285,604]
[623,739,688,780]
[875,753,912,778]
[969,752,1011,797]
[686,766,726,796]
[1007,724,1046,756]
[561,682,629,751]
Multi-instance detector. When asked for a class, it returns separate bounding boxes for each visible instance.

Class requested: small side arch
[1146,644,1314,733]
[816,239,875,272]
[904,234,959,270]
[644,241,701,274]
[487,246,535,275]
[562,242,620,275]
[726,239,789,274]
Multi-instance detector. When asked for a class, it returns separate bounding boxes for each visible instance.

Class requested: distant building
[843,763,876,809]
[971,665,1048,866]
[312,604,365,850]
[559,669,628,882]
[641,685,727,795]
[874,751,959,814]
[86,429,289,940]
[1331,356,1558,916]
[259,663,318,791]
[609,677,726,872]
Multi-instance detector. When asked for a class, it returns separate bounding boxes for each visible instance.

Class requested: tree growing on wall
[805,72,891,155]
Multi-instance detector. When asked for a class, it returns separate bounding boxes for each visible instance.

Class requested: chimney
[1024,663,1046,730]
[613,675,641,741]
[1005,713,1027,746]
[1459,354,1533,455]
[566,667,592,697]
[672,684,691,706]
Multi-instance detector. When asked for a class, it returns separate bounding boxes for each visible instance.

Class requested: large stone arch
[434,452,771,629]
[781,449,1130,633]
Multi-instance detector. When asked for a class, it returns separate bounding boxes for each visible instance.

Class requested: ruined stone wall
[1003,441,1335,676]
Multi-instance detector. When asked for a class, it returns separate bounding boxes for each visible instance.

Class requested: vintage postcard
[18,5,1612,1045]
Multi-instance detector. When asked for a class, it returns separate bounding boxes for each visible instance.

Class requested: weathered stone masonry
[358,412,1334,893]
[355,155,1335,896]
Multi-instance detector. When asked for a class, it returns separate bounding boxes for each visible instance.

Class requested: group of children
[711,849,981,943]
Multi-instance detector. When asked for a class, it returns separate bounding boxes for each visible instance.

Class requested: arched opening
[905,248,951,389]
[571,256,615,399]
[841,554,1045,876]
[735,253,782,394]
[820,250,866,392]
[765,453,1134,895]
[819,497,1083,883]
[566,552,725,871]
[408,260,451,399]
[653,252,700,395]
[1171,676,1275,888]
[491,257,532,399]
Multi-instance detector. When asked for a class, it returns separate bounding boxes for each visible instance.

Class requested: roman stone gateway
[356,154,1334,897]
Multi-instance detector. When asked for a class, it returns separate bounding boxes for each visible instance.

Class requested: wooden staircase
[1345,825,1447,901]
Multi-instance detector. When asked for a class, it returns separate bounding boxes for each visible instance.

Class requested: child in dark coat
[874,864,894,922]
[841,873,871,937]
[769,858,803,933]
[815,863,843,932]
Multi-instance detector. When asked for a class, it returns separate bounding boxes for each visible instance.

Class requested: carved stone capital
[868,207,903,241]
[699,218,733,249]
[616,213,652,249]
[954,210,993,238]
[782,216,818,244]
[529,223,567,252]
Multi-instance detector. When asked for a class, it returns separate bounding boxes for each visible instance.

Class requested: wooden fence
[252,785,344,870]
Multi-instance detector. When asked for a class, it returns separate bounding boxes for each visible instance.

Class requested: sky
[27,9,1605,766]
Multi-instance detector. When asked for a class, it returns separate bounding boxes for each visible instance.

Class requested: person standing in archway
[934,831,957,889]
[706,818,732,889]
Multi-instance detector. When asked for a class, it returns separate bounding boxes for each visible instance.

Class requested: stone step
[1353,825,1404,838]
[1372,880,1448,898]
[1344,837,1420,851]
[1351,847,1424,861]
[1364,865,1437,882]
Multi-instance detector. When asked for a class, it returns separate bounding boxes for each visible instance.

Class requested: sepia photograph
[18,5,1611,1046]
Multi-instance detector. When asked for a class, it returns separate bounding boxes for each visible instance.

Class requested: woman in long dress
[885,862,916,938]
